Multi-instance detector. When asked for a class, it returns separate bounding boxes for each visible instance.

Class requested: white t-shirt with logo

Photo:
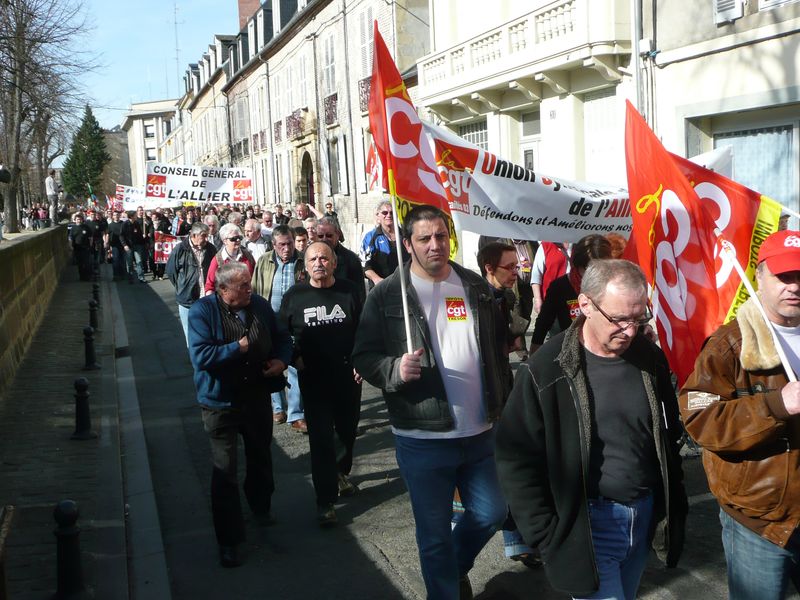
[393,268,489,439]
[771,322,800,379]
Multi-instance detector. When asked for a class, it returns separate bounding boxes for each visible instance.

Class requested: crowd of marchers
[66,199,800,600]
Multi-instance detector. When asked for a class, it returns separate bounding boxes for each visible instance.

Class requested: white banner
[421,122,632,243]
[116,184,182,211]
[145,163,254,204]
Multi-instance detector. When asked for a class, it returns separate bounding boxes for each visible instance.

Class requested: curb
[109,280,172,600]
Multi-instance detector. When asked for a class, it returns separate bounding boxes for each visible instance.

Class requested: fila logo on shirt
[303,304,346,326]
[445,297,467,321]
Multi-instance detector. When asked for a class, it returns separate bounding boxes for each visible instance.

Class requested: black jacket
[334,243,366,307]
[495,317,688,596]
[165,238,217,308]
[352,262,511,430]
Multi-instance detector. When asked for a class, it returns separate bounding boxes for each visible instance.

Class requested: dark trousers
[74,247,93,281]
[200,399,274,546]
[299,371,361,507]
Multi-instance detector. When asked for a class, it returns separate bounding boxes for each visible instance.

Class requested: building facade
[644,0,800,215]
[122,99,178,188]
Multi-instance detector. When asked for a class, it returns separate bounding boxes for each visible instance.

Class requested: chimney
[238,0,261,30]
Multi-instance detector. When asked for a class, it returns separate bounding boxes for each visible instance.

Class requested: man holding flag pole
[354,24,510,599]
[623,100,798,599]
[680,233,800,599]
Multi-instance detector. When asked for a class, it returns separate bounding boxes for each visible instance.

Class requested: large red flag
[670,152,781,324]
[625,101,723,385]
[368,22,449,217]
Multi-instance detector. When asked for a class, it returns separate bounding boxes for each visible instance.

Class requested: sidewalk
[0,265,126,599]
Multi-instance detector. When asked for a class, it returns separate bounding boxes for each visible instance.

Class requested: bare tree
[0,0,94,233]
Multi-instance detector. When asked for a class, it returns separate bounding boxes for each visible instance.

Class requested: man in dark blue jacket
[188,261,292,568]
[165,222,216,344]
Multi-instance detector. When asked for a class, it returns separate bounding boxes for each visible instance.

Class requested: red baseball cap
[758,230,800,275]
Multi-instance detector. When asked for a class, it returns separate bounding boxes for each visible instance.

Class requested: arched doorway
[300,151,315,207]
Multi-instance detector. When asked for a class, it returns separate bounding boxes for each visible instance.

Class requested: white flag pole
[389,192,414,355]
[716,229,797,382]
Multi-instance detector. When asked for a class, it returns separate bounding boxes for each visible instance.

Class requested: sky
[81,0,240,130]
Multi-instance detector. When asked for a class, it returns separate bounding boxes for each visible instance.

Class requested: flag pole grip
[716,229,797,382]
[390,194,414,355]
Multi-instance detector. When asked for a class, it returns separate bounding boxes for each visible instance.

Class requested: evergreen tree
[62,106,111,198]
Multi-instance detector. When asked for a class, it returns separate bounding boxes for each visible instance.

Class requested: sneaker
[317,504,337,527]
[273,411,287,424]
[337,473,358,497]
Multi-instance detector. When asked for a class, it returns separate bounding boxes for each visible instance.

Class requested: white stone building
[121,99,178,188]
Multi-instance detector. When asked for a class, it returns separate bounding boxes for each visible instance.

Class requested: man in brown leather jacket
[680,230,800,600]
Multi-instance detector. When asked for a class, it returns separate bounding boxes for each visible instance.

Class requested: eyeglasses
[227,236,243,242]
[496,262,519,272]
[588,297,652,330]
[379,210,392,216]
[318,232,337,239]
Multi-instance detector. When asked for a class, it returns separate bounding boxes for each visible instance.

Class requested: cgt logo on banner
[154,231,180,264]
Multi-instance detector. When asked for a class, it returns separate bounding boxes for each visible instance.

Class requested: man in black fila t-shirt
[279,241,363,527]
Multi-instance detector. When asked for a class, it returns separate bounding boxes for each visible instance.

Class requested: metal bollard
[88,299,98,330]
[71,378,97,441]
[92,282,100,307]
[82,326,100,371]
[53,500,85,598]
[91,262,100,282]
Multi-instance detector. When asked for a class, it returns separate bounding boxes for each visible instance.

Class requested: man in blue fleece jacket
[188,261,292,568]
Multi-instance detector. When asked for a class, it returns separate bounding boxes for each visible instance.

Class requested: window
[459,120,488,150]
[759,0,799,9]
[583,88,624,185]
[714,124,798,211]
[360,7,374,79]
[329,137,340,194]
[521,111,541,137]
[144,124,155,139]
[146,148,156,161]
[274,154,284,203]
[322,34,336,96]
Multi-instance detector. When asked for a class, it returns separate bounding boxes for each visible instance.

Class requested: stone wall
[0,227,71,394]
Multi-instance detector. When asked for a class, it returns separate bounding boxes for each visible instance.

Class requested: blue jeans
[394,428,506,600]
[178,304,190,346]
[270,365,304,422]
[720,508,800,600]
[132,244,146,281]
[574,493,654,600]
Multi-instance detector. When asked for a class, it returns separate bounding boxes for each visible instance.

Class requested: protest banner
[154,231,179,264]
[145,164,253,204]
[422,121,632,243]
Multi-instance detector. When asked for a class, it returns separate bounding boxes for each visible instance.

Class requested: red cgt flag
[368,22,449,216]
[624,101,722,385]
[670,152,781,325]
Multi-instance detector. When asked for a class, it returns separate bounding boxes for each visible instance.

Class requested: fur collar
[737,297,781,371]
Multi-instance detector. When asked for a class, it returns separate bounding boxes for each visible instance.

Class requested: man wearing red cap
[680,229,800,600]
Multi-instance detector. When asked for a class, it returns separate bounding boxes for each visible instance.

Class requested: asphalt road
[114,277,792,600]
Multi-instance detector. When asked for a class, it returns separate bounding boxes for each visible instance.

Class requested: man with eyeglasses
[360,200,410,289]
[252,225,308,432]
[496,259,687,600]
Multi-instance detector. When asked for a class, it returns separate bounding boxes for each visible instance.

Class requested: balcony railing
[418,0,628,98]
[324,93,338,126]
[359,78,371,113]
[273,120,283,144]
